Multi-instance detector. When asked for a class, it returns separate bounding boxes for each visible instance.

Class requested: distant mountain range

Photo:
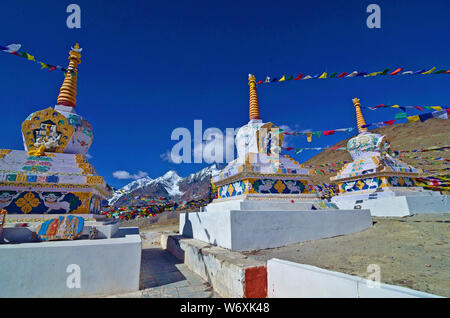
[109,164,221,206]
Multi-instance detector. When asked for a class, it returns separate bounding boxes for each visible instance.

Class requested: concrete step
[160,232,268,298]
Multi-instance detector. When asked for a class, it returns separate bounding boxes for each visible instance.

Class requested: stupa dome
[21,43,93,155]
[346,132,390,160]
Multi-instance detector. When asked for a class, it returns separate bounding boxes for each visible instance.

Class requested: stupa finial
[352,97,368,133]
[56,43,82,107]
[248,74,261,121]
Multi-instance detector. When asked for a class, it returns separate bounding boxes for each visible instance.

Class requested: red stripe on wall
[244,266,267,298]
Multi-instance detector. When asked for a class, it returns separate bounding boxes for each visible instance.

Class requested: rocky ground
[243,213,450,297]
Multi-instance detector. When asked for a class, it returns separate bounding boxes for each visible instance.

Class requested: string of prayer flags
[301,160,348,168]
[399,155,450,162]
[283,146,347,154]
[256,66,450,86]
[1,43,70,74]
[361,108,449,129]
[282,127,354,142]
[399,146,450,153]
[363,104,446,112]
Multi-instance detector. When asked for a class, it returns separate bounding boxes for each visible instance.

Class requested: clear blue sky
[1,0,450,188]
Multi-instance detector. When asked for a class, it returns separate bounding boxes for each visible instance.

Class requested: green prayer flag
[286,75,293,80]
[380,69,390,75]
[329,72,337,78]
[394,112,407,119]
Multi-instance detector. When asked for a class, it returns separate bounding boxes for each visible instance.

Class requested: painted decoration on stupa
[0,43,111,214]
[211,74,316,200]
[331,98,422,194]
[35,215,84,241]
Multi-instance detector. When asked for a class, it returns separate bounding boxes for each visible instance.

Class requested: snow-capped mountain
[109,164,222,206]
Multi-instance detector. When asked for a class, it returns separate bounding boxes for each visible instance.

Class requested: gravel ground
[242,213,450,297]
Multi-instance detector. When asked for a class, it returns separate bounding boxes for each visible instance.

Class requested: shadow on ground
[140,248,186,289]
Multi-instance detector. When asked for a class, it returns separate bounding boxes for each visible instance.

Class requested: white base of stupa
[180,196,372,251]
[202,193,319,213]
[331,188,450,217]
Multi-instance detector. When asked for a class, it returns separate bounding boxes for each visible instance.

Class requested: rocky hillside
[303,118,450,183]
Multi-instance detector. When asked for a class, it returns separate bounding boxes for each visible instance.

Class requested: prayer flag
[407,115,420,123]
[431,110,448,120]
[390,68,403,75]
[294,74,303,80]
[319,72,327,79]
[394,112,407,119]
[4,43,21,53]
[422,67,436,74]
[279,75,286,82]
[419,113,434,122]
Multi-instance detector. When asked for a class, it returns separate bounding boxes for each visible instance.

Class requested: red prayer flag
[323,130,335,136]
[337,72,347,78]
[285,147,294,151]
[257,80,263,84]
[48,66,56,72]
[294,73,303,80]
[414,106,423,111]
[383,120,395,125]
[375,104,385,108]
[390,68,403,75]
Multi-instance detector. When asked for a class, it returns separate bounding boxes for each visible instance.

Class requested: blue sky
[1,0,450,188]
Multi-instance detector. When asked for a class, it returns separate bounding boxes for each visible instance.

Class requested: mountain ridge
[109,164,221,206]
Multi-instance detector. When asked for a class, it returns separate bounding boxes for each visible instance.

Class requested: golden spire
[352,98,368,133]
[248,74,261,120]
[57,43,82,107]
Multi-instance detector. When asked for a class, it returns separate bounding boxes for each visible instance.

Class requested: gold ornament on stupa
[57,43,82,107]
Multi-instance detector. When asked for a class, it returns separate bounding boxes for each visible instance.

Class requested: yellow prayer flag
[391,105,400,108]
[319,72,327,79]
[422,67,436,74]
[306,132,312,142]
[367,71,381,76]
[279,75,286,82]
[430,106,443,111]
[407,115,420,122]
[26,53,35,61]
